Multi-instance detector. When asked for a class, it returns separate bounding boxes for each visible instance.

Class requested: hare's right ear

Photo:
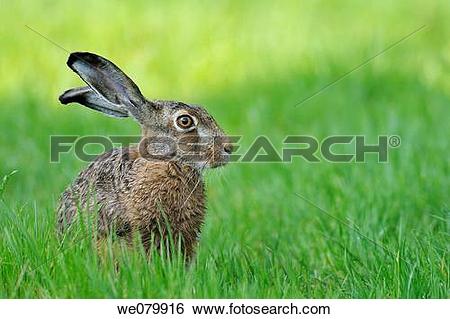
[60,52,155,123]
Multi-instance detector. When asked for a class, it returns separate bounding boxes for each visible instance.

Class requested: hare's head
[59,52,232,169]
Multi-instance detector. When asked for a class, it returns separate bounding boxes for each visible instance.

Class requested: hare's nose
[223,143,233,154]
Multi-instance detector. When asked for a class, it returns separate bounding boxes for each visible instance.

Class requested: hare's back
[57,146,139,232]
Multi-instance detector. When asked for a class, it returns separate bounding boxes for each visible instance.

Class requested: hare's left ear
[59,86,129,118]
[60,52,155,123]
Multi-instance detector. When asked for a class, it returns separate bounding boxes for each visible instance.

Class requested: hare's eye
[176,114,195,130]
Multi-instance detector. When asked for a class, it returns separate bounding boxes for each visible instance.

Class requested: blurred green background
[0,0,448,297]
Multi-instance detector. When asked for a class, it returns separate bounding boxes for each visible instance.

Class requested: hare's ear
[59,86,129,118]
[64,52,154,122]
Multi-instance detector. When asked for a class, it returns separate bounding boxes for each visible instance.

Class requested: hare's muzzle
[208,136,233,168]
[223,142,233,155]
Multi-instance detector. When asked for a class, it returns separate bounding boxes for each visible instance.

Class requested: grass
[0,0,449,298]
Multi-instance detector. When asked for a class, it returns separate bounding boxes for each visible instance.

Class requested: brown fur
[57,52,231,261]
[58,147,206,260]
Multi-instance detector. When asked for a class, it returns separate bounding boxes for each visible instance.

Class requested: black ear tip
[58,91,71,104]
[67,52,101,68]
[59,89,79,104]
[67,52,83,68]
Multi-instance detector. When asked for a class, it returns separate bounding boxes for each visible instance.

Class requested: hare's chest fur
[121,158,206,256]
[124,159,206,224]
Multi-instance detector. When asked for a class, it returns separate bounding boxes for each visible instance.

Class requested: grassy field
[0,0,449,298]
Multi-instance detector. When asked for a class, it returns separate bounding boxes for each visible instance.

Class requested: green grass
[0,0,449,298]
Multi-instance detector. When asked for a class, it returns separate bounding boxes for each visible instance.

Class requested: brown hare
[57,52,232,261]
